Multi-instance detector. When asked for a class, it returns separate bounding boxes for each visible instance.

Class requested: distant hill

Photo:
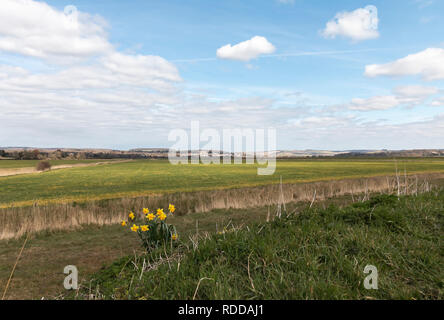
[0,147,443,160]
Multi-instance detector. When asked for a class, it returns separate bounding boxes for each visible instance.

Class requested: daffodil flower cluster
[121,204,178,251]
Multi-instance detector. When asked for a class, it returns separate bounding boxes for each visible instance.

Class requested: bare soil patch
[0,160,132,177]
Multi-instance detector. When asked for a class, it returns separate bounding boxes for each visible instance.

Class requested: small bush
[36,160,51,171]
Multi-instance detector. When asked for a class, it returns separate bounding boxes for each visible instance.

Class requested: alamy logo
[63,265,78,290]
[63,5,78,21]
[168,121,277,175]
[363,265,378,290]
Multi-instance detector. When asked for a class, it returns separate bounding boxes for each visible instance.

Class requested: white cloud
[393,85,439,98]
[101,52,182,89]
[216,36,276,62]
[321,5,379,41]
[0,1,186,148]
[348,85,440,111]
[350,95,400,111]
[0,0,112,60]
[290,115,354,129]
[0,52,181,94]
[276,0,294,4]
[393,85,439,105]
[431,97,444,106]
[365,48,444,81]
[285,111,444,150]
[0,1,442,150]
[0,2,293,149]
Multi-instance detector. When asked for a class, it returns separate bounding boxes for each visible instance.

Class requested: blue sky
[0,0,443,150]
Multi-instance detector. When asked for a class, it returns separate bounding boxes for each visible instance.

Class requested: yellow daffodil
[158,213,167,221]
[171,234,178,241]
[156,208,164,216]
[129,212,135,220]
[141,225,149,232]
[146,213,155,221]
[143,208,149,214]
[121,220,127,226]
[131,224,139,232]
[169,204,175,213]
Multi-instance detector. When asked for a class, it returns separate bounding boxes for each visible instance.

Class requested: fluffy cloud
[321,5,379,41]
[101,53,181,90]
[286,113,444,150]
[0,1,442,150]
[0,68,305,148]
[0,55,181,93]
[365,48,444,81]
[349,95,399,111]
[393,85,439,98]
[289,115,355,129]
[0,2,291,149]
[0,1,186,148]
[216,36,276,62]
[349,85,440,111]
[0,0,112,60]
[393,85,440,105]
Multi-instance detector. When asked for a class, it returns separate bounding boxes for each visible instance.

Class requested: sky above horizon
[0,0,443,151]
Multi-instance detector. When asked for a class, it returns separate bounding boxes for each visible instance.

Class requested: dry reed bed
[1,172,443,240]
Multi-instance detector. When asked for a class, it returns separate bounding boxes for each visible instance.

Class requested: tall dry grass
[1,172,442,240]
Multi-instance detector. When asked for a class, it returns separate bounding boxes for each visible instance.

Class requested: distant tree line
[0,149,442,161]
[0,149,169,160]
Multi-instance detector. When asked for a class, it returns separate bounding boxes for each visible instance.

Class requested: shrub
[121,204,178,252]
[36,160,51,171]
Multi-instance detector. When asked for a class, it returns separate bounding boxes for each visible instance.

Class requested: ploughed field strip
[0,159,443,208]
[0,159,125,178]
[0,159,107,169]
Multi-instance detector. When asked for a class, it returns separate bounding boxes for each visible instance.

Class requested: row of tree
[0,149,162,160]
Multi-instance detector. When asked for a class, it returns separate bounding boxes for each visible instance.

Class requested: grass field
[0,199,280,299]
[3,184,442,300]
[1,158,444,207]
[70,189,444,300]
[1,162,442,299]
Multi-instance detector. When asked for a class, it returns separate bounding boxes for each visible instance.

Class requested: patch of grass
[1,158,443,207]
[77,190,444,300]
[0,225,141,300]
[0,194,356,299]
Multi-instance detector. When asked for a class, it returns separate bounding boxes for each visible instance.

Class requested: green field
[1,159,444,207]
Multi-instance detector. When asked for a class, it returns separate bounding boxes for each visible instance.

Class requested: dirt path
[0,160,132,178]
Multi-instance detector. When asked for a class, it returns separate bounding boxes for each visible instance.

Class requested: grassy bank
[0,196,308,299]
[74,189,444,300]
[1,158,443,207]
